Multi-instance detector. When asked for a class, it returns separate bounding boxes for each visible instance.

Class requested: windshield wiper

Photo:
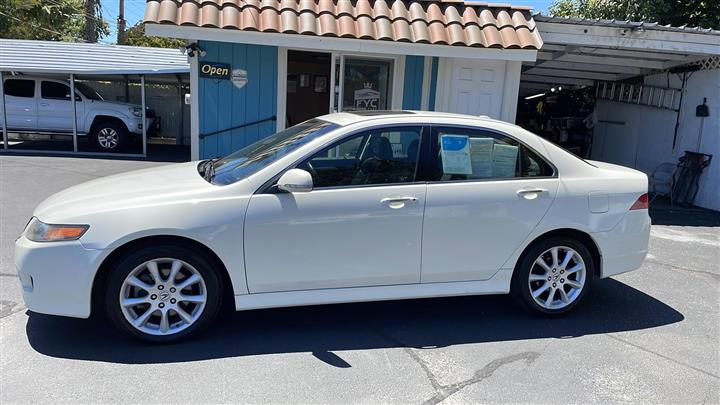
[199,158,219,182]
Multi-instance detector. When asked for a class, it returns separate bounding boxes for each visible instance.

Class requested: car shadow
[26,279,683,365]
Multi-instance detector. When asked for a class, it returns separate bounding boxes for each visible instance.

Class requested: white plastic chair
[649,162,676,204]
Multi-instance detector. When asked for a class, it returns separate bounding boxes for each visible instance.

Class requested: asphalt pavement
[0,154,718,404]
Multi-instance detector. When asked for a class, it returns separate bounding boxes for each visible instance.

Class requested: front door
[421,125,559,283]
[38,80,84,132]
[244,125,425,293]
[442,58,506,119]
[285,51,331,127]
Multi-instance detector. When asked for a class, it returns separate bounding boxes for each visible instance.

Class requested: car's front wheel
[91,120,127,152]
[105,245,222,343]
[511,237,594,315]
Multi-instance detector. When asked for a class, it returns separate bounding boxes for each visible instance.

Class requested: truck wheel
[92,121,127,152]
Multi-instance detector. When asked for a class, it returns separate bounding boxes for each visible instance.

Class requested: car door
[244,125,426,293]
[421,125,559,283]
[38,80,84,132]
[2,78,38,130]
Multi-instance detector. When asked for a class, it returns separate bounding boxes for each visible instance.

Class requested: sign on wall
[231,69,248,89]
[199,62,231,79]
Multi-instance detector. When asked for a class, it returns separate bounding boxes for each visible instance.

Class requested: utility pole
[117,0,127,44]
[83,0,98,42]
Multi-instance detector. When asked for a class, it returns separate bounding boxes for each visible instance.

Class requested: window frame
[257,123,430,194]
[3,79,36,98]
[425,124,557,184]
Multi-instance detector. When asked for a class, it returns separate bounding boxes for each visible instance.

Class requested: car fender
[84,109,134,133]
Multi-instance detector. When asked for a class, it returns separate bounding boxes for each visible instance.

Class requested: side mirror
[277,168,313,193]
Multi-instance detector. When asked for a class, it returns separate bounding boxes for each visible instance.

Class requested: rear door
[38,81,84,132]
[2,78,37,130]
[420,125,559,283]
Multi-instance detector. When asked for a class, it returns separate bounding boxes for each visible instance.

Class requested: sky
[100,0,555,44]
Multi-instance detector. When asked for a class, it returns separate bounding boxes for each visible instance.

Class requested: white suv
[1,76,151,152]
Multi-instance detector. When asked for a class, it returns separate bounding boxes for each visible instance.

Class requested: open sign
[199,62,231,79]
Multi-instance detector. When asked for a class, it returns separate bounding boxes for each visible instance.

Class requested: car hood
[34,162,217,223]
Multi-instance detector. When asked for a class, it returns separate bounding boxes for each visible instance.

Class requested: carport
[0,39,189,158]
[518,16,720,211]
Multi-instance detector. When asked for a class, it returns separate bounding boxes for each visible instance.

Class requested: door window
[4,79,35,97]
[340,57,392,112]
[41,81,81,101]
[298,126,422,187]
[430,127,553,181]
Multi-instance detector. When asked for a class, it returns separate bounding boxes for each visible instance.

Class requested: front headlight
[129,107,143,117]
[24,217,89,242]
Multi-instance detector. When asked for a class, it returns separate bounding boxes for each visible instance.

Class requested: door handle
[380,196,418,209]
[517,188,547,200]
[39,102,49,107]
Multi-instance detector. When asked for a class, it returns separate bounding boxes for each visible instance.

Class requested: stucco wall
[592,68,720,211]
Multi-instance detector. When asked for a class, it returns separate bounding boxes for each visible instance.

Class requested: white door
[440,59,505,119]
[421,125,559,283]
[2,78,38,130]
[38,81,84,132]
[244,126,425,293]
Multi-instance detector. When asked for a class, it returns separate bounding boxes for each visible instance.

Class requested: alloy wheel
[97,128,119,150]
[119,258,207,336]
[528,246,586,310]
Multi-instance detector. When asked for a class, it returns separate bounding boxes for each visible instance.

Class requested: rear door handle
[39,102,49,107]
[517,188,547,200]
[380,196,418,208]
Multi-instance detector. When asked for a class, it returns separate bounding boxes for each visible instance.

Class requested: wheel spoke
[146,261,162,285]
[126,276,153,291]
[566,280,583,289]
[159,309,170,333]
[175,274,201,290]
[175,307,194,324]
[565,264,584,275]
[551,247,559,268]
[545,288,556,307]
[532,282,550,298]
[558,287,570,303]
[121,297,149,307]
[534,258,552,274]
[560,250,574,269]
[529,273,547,282]
[179,294,205,304]
[133,308,155,327]
[168,260,183,284]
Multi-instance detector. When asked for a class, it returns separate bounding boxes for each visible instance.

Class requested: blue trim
[402,55,424,110]
[198,41,278,159]
[428,57,439,111]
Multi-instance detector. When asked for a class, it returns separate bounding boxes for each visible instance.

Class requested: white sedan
[15,111,651,342]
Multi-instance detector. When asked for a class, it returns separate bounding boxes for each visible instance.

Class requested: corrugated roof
[0,39,189,75]
[144,0,543,49]
[534,14,720,36]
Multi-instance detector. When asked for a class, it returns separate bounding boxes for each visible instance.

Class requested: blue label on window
[441,135,468,151]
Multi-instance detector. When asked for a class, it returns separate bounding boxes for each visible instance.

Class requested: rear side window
[41,81,79,101]
[4,79,35,98]
[430,126,553,181]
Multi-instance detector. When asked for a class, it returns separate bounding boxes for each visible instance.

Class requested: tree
[124,22,185,48]
[548,0,720,30]
[0,0,108,42]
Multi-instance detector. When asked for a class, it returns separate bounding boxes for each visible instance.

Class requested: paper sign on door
[440,135,472,175]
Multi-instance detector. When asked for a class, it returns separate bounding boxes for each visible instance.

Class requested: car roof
[319,110,503,127]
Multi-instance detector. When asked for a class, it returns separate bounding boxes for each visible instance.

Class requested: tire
[511,237,594,316]
[105,245,222,343]
[91,120,127,152]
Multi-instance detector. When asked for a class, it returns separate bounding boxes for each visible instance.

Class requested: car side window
[298,126,422,188]
[41,81,81,101]
[431,126,553,181]
[4,79,35,98]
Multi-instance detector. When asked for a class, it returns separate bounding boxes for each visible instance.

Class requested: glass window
[342,58,392,111]
[4,79,35,98]
[431,127,553,181]
[211,119,339,185]
[41,81,80,101]
[299,126,421,187]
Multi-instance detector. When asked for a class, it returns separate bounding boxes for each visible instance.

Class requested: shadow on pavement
[650,196,720,227]
[26,279,683,365]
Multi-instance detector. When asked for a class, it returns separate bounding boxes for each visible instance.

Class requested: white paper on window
[440,135,472,175]
[469,137,494,178]
[492,143,519,177]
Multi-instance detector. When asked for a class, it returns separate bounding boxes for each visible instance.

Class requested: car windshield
[75,82,103,101]
[209,119,339,185]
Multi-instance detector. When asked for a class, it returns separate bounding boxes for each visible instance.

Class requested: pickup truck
[1,76,152,152]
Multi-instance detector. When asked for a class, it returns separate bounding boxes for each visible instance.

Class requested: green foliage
[0,0,108,42]
[548,0,720,30]
[125,22,185,49]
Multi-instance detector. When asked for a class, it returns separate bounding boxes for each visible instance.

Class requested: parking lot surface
[1,154,718,404]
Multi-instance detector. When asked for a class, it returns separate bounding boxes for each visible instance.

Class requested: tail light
[630,193,649,210]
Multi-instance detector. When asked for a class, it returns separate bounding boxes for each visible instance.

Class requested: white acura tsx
[15,111,651,342]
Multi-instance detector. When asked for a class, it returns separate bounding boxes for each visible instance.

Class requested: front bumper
[591,210,651,278]
[15,236,105,318]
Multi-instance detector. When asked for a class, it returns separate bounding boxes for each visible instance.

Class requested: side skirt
[234,269,513,311]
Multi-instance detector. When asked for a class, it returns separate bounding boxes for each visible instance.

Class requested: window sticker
[440,135,472,175]
[469,137,494,178]
[492,143,519,177]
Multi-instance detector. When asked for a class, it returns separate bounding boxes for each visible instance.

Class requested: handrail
[199,116,276,140]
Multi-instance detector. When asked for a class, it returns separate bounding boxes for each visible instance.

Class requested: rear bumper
[14,236,105,318]
[591,210,651,278]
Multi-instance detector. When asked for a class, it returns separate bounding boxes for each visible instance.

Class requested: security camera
[183,43,205,58]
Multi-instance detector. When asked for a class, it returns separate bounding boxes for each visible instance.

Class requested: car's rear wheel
[105,245,222,343]
[92,120,127,152]
[511,237,594,315]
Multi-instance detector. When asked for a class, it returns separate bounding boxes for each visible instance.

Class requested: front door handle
[380,196,418,209]
[39,102,49,107]
[517,188,547,200]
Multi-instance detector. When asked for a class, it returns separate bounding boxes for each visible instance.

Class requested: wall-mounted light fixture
[180,43,206,58]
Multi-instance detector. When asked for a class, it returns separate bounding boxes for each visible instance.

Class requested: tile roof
[143,0,543,49]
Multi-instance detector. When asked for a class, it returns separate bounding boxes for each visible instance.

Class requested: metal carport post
[70,73,78,152]
[0,71,8,149]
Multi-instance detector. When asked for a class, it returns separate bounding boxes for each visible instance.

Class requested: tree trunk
[83,0,98,43]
